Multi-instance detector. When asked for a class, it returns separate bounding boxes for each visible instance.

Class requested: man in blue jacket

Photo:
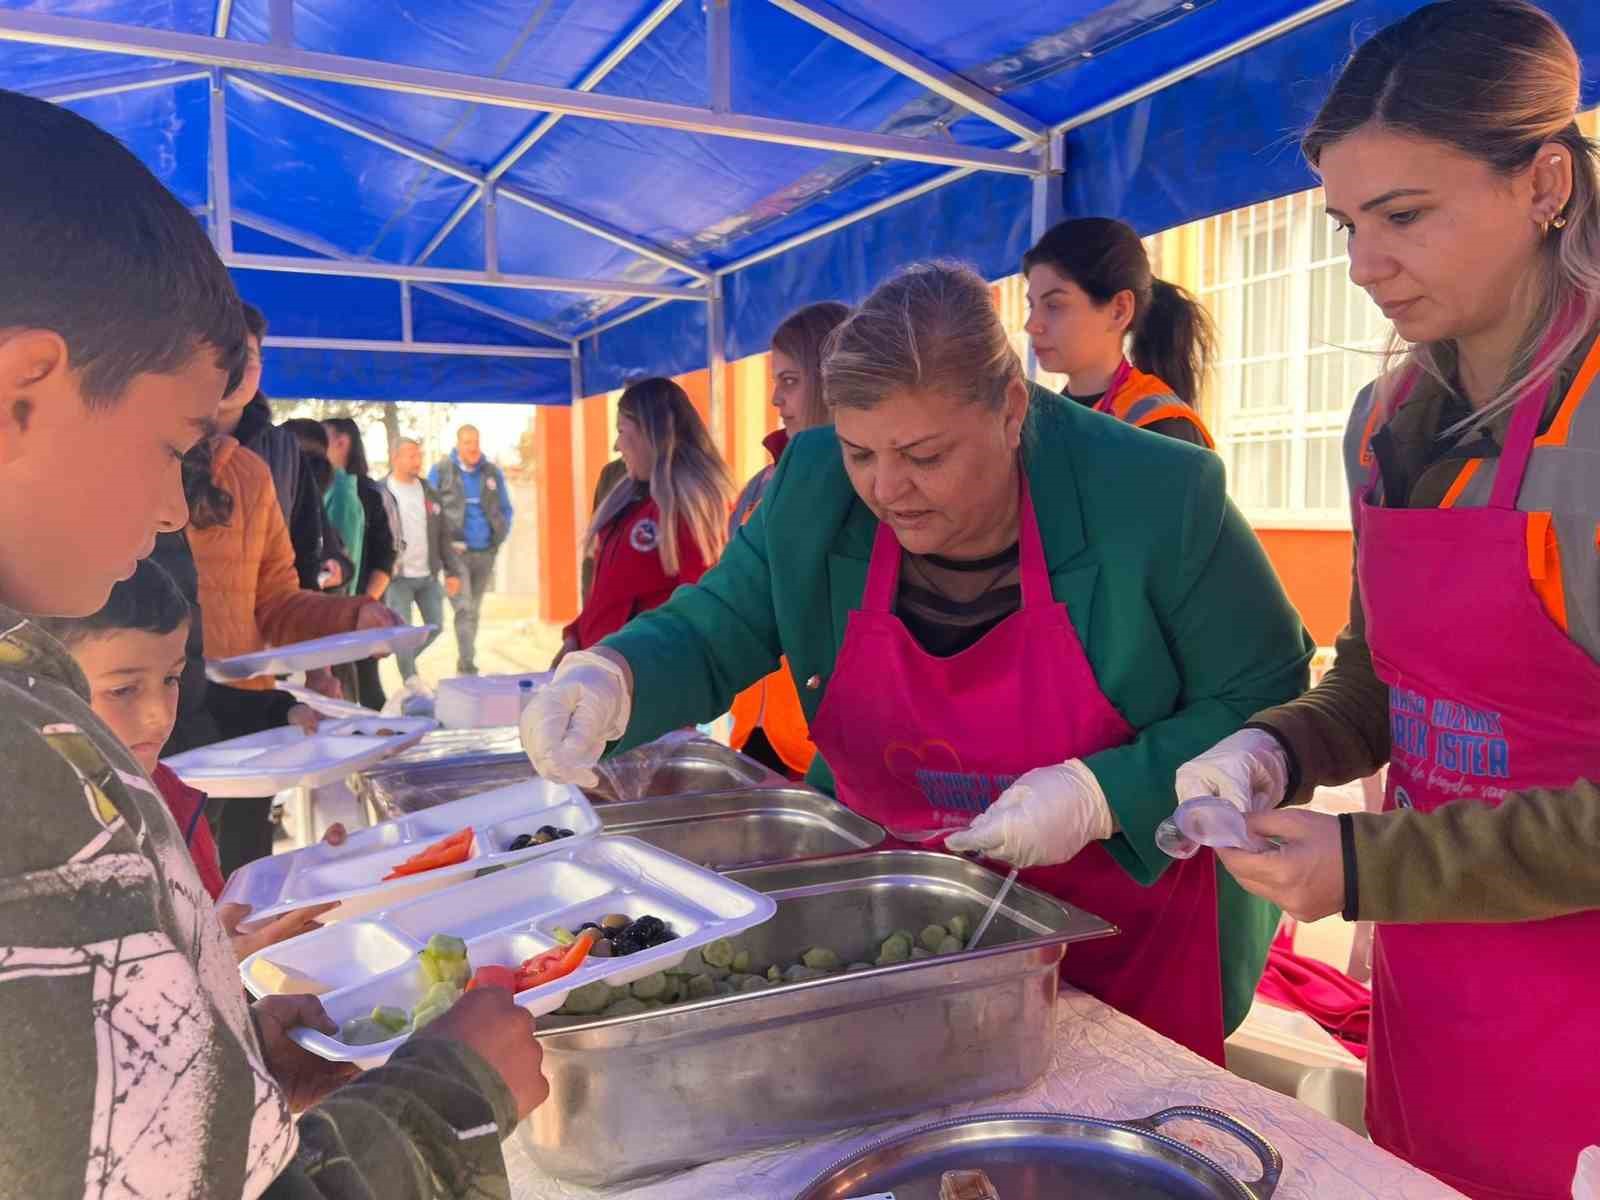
[430,424,513,675]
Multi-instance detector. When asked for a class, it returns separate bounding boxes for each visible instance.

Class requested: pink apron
[809,474,1227,1063]
[1359,358,1600,1198]
[1091,359,1135,417]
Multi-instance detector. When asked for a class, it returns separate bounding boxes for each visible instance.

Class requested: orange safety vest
[1096,362,1215,448]
[728,432,817,777]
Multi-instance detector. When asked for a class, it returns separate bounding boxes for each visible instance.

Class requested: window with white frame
[1180,191,1389,528]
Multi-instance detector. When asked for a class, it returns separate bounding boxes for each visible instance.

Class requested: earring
[1553,214,1569,230]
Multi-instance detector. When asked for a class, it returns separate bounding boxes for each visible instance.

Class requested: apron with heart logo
[809,473,1227,1062]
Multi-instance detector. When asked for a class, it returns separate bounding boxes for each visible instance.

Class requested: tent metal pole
[707,275,727,446]
[1025,132,1063,382]
[224,250,703,300]
[581,298,675,341]
[38,65,207,103]
[707,0,732,115]
[232,72,709,280]
[230,210,574,342]
[213,0,234,38]
[766,0,1045,141]
[0,9,1040,174]
[484,186,501,278]
[719,0,1347,276]
[268,0,293,48]
[400,281,414,343]
[208,69,234,255]
[263,336,572,359]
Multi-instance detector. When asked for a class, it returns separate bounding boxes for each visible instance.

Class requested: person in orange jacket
[1024,217,1216,447]
[727,301,851,777]
[556,377,734,659]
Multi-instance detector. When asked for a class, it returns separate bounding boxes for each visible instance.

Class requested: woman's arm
[1084,452,1315,884]
[602,489,784,751]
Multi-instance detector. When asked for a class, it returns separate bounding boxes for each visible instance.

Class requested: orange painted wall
[1256,529,1354,647]
[582,393,610,512]
[535,406,579,624]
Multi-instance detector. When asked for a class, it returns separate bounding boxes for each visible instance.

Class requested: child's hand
[304,668,343,700]
[321,822,347,846]
[221,900,340,962]
[287,704,323,734]
[252,994,359,1111]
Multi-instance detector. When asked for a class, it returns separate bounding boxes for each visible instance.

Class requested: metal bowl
[793,1107,1282,1200]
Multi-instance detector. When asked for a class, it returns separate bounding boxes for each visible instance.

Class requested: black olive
[537,825,559,837]
[577,922,605,937]
[508,833,534,851]
[556,828,575,838]
[530,831,554,846]
[629,915,667,943]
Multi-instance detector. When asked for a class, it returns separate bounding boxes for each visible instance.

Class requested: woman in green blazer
[523,262,1312,1058]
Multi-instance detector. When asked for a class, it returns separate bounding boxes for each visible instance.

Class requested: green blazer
[605,385,1314,1032]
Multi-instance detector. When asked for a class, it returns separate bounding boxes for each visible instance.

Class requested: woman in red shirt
[560,377,735,656]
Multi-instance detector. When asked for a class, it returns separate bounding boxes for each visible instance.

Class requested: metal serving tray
[355,737,786,819]
[519,851,1115,1187]
[596,786,886,870]
[792,1107,1282,1200]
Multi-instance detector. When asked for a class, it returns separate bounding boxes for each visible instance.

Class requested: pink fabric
[809,475,1227,1064]
[1356,356,1600,1199]
[1092,358,1134,415]
[1257,926,1371,1060]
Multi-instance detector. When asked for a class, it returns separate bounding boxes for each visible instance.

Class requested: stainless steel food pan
[355,737,784,820]
[520,850,1115,1187]
[792,1107,1282,1200]
[596,786,885,870]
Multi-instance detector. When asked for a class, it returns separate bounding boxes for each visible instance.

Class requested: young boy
[37,558,347,958]
[0,88,544,1199]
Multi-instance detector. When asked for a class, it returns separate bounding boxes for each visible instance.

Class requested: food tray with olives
[161,715,438,798]
[217,776,601,930]
[238,835,778,1065]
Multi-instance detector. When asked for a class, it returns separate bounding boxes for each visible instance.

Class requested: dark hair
[38,557,190,649]
[1023,217,1215,407]
[281,417,330,455]
[241,302,268,341]
[324,417,371,478]
[0,90,248,405]
[1302,0,1600,424]
[180,437,236,531]
[824,261,1022,412]
[770,301,851,427]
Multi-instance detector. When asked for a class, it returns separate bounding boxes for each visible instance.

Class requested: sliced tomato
[515,930,597,992]
[465,964,519,993]
[383,829,475,880]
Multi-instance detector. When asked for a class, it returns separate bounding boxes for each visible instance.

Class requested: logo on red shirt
[629,518,659,552]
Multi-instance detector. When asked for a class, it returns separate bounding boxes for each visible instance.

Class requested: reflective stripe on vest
[1102,366,1216,449]
[1432,340,1600,663]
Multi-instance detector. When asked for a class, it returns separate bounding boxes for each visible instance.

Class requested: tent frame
[0,0,1354,412]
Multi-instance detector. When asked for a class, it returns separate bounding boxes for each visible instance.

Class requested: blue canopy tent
[3,0,1598,410]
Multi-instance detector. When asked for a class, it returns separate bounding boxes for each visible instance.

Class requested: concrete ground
[375,591,565,697]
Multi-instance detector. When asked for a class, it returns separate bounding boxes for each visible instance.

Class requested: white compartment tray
[240,836,778,1065]
[206,624,437,681]
[219,776,601,929]
[161,715,437,797]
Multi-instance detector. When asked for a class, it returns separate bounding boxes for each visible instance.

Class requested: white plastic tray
[205,624,437,681]
[240,836,778,1065]
[219,776,601,930]
[435,671,552,729]
[160,715,437,798]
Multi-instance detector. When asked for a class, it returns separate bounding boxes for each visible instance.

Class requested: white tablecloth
[505,987,1463,1200]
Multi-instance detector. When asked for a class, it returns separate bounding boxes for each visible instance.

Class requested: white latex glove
[1175,728,1290,815]
[520,650,631,787]
[944,760,1114,869]
[1574,1146,1599,1200]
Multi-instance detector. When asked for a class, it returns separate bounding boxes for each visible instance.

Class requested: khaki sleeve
[1350,782,1600,923]
[1250,553,1391,802]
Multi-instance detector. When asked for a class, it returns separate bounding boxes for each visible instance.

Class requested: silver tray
[354,737,785,820]
[793,1107,1281,1200]
[597,786,886,870]
[520,851,1116,1187]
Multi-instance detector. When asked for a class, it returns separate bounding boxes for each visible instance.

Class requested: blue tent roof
[5,0,1599,405]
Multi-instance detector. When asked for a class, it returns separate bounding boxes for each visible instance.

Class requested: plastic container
[205,625,436,681]
[160,715,436,798]
[240,836,778,1066]
[218,776,600,929]
[435,672,552,729]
